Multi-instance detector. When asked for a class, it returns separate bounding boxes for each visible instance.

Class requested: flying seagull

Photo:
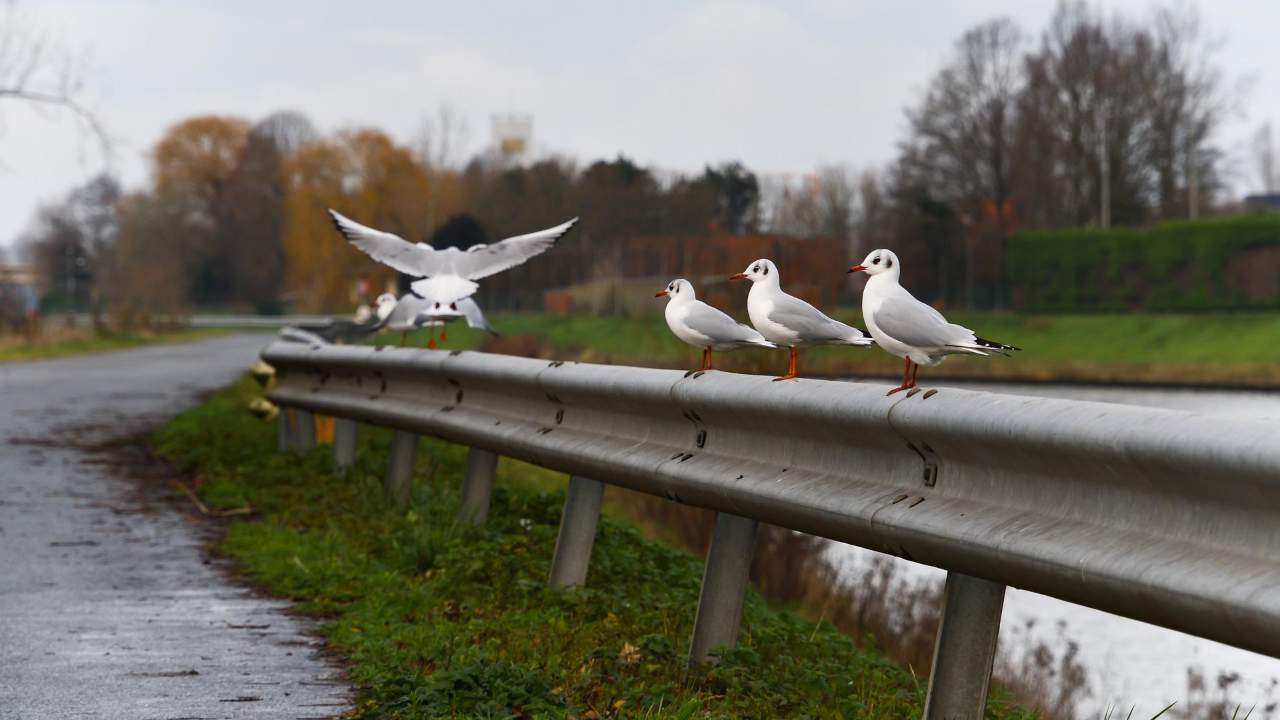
[731,259,872,381]
[656,278,774,371]
[327,209,578,308]
[849,249,1020,396]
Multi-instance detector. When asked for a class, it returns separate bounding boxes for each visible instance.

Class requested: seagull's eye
[872,257,881,265]
[752,265,759,273]
[450,303,457,310]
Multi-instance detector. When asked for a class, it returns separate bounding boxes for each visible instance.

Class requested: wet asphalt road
[0,335,351,720]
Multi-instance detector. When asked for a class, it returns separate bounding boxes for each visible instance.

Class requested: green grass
[377,311,1280,386]
[0,327,227,363]
[154,378,1038,719]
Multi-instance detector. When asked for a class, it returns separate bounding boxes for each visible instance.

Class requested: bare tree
[413,104,470,171]
[0,0,109,162]
[904,17,1023,307]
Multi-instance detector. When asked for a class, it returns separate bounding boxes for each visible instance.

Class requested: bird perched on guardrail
[849,249,1020,396]
[731,259,872,381]
[656,278,774,371]
[328,209,577,346]
[282,293,397,345]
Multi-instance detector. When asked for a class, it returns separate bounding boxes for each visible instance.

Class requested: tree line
[11,0,1254,322]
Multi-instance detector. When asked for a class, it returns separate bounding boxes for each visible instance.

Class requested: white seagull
[656,278,774,371]
[282,293,398,345]
[328,209,578,308]
[849,249,1020,396]
[384,293,497,347]
[730,259,872,381]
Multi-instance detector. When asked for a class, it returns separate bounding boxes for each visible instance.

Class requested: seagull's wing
[768,293,869,344]
[328,209,440,276]
[456,297,498,335]
[873,295,978,350]
[409,275,479,304]
[683,302,773,347]
[446,218,579,280]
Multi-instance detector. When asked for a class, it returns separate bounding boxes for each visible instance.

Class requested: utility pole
[1097,105,1110,229]
[1187,139,1200,220]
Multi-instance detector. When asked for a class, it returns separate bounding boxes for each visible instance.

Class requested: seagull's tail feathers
[973,335,1021,352]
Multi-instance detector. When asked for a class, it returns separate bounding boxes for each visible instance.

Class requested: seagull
[383,293,497,347]
[849,249,1021,396]
[282,293,397,345]
[656,278,774,371]
[327,210,578,307]
[730,259,872,381]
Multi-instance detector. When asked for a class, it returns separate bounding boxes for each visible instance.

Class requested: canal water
[831,379,1280,718]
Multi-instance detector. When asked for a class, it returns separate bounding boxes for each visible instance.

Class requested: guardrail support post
[332,418,357,473]
[548,475,605,590]
[292,410,316,450]
[277,411,292,451]
[688,512,757,667]
[457,447,499,524]
[384,430,417,511]
[923,572,1006,720]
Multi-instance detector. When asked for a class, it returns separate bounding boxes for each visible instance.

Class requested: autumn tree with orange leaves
[283,129,432,310]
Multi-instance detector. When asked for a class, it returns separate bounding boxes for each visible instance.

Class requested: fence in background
[262,340,1280,720]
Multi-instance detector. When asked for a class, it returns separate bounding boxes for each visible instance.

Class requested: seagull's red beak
[654,290,668,297]
[848,265,867,274]
[729,272,748,280]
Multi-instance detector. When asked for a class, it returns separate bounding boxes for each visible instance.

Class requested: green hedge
[1007,214,1280,312]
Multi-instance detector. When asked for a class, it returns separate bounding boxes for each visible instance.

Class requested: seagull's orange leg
[440,327,448,342]
[887,358,914,396]
[427,324,437,349]
[703,348,714,370]
[773,347,798,381]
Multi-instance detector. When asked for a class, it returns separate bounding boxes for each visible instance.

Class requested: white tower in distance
[490,113,532,164]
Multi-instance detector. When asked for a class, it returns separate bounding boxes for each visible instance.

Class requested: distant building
[1243,193,1280,212]
[0,263,40,328]
[491,113,532,163]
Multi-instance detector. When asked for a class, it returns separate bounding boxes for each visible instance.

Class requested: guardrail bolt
[457,447,499,525]
[923,572,1006,719]
[385,430,418,511]
[332,418,358,474]
[548,476,605,590]
[688,512,758,667]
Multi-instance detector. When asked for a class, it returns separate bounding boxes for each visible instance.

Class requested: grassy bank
[376,311,1280,387]
[154,377,1037,719]
[0,326,226,363]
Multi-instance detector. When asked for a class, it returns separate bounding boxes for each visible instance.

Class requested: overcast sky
[3,0,1278,249]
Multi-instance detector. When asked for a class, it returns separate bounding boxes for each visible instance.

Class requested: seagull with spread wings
[327,209,578,344]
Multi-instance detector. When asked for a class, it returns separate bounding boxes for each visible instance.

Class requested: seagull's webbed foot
[772,373,798,382]
[885,384,912,396]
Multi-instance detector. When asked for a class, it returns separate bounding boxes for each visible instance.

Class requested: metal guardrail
[262,340,1280,719]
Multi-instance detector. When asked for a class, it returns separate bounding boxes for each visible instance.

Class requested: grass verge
[376,311,1280,387]
[154,377,1037,720]
[0,326,226,363]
